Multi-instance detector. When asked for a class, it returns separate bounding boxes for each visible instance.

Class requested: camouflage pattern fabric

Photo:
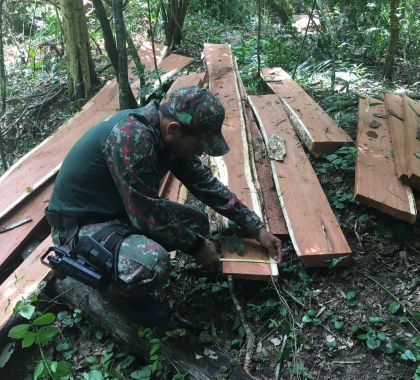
[49,88,265,295]
[103,100,264,255]
[161,86,229,156]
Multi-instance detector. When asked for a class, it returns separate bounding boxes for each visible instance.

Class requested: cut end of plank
[221,238,278,280]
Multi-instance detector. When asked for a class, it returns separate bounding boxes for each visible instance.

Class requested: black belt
[44,208,120,231]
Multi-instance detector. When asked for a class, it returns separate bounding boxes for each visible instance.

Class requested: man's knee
[116,235,170,297]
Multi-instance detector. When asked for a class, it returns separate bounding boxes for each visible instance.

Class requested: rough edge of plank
[0,164,60,221]
[278,94,315,152]
[384,93,409,182]
[248,96,301,259]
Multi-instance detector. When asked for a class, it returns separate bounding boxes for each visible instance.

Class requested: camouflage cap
[161,85,229,156]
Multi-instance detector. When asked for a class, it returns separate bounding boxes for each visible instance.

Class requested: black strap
[91,224,137,281]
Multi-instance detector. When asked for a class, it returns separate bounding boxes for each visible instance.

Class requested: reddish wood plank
[385,94,409,182]
[0,47,197,273]
[0,43,167,221]
[0,181,53,268]
[402,96,420,190]
[261,67,352,154]
[355,98,416,223]
[245,105,288,237]
[157,54,194,80]
[221,238,273,281]
[249,95,351,267]
[204,44,277,278]
[0,236,52,331]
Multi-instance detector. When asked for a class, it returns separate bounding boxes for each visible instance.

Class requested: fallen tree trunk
[52,278,252,380]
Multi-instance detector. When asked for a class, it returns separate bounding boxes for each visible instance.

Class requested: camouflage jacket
[50,101,264,252]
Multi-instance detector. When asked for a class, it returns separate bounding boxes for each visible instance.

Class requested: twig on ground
[281,287,306,308]
[361,271,420,334]
[274,334,288,380]
[228,275,256,375]
[354,219,363,248]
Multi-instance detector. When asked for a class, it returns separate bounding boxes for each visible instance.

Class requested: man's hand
[256,228,283,264]
[195,239,219,269]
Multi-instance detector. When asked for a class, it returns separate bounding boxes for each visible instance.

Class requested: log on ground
[52,277,253,380]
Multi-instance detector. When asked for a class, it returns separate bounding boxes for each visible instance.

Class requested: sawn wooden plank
[355,98,416,223]
[261,67,352,154]
[0,236,53,331]
[384,93,409,182]
[204,44,278,279]
[402,96,420,190]
[249,94,351,267]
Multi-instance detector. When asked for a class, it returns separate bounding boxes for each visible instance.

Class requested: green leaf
[224,235,245,256]
[19,304,35,320]
[33,313,56,326]
[0,342,15,368]
[131,365,153,379]
[22,332,36,348]
[307,309,317,317]
[37,326,60,345]
[388,302,400,314]
[8,324,30,339]
[401,350,417,362]
[34,361,45,380]
[302,315,312,323]
[346,291,357,307]
[366,336,381,350]
[385,342,396,354]
[369,316,382,326]
[351,324,359,334]
[377,332,387,341]
[356,333,367,341]
[334,320,344,330]
[85,370,104,380]
[290,363,305,375]
[328,255,348,268]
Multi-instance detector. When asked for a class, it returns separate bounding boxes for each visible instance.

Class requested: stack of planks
[355,95,417,223]
[0,43,198,331]
[204,46,351,276]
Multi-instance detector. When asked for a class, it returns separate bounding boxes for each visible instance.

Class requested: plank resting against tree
[249,94,351,267]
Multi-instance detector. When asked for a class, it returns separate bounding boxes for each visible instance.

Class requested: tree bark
[161,0,190,50]
[112,0,137,109]
[383,0,401,80]
[52,277,253,380]
[60,0,98,99]
[0,0,8,170]
[92,0,120,77]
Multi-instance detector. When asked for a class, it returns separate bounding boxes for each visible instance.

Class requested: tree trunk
[112,0,137,109]
[52,277,253,380]
[383,0,401,80]
[92,0,119,77]
[0,0,8,170]
[161,0,190,50]
[60,0,98,99]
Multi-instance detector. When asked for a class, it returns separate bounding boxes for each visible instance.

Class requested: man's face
[165,122,204,159]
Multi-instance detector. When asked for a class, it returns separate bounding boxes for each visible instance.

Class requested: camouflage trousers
[51,205,209,298]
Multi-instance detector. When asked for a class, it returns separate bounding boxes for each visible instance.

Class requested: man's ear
[166,121,182,137]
